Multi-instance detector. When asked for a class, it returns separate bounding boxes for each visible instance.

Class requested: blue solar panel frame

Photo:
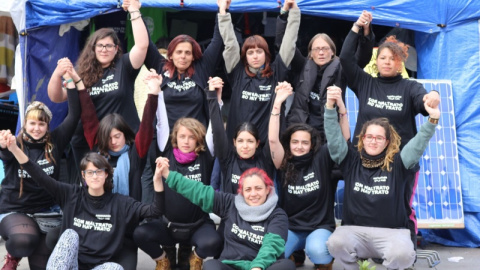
[335,79,464,229]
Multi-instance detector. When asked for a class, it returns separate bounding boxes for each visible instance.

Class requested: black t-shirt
[161,144,214,223]
[277,146,336,232]
[71,54,140,147]
[339,144,417,228]
[213,192,288,261]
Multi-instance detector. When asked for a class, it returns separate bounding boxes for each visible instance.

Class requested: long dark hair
[280,123,321,186]
[241,35,273,78]
[96,114,135,158]
[80,152,114,192]
[77,28,122,88]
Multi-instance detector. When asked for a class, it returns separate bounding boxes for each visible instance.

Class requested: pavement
[1,237,479,270]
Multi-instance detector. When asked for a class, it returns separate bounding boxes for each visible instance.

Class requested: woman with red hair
[219,0,301,145]
[154,160,295,270]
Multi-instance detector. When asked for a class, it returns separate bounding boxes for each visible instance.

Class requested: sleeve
[21,160,72,205]
[400,121,437,169]
[133,191,165,219]
[207,90,230,161]
[411,82,429,116]
[274,13,305,72]
[277,8,301,67]
[324,107,348,164]
[144,40,165,73]
[156,92,170,152]
[0,147,14,162]
[165,171,215,212]
[135,94,158,157]
[250,233,286,269]
[51,88,81,152]
[355,29,376,68]
[339,30,371,92]
[199,15,223,77]
[218,13,241,73]
[78,90,99,150]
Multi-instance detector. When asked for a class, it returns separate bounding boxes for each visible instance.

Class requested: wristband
[75,78,83,84]
[428,117,439,125]
[353,22,363,29]
[65,78,73,84]
[130,14,142,21]
[271,112,281,116]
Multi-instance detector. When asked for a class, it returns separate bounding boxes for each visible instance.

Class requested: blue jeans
[285,229,333,264]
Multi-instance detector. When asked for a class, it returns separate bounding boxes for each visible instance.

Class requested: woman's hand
[5,133,19,153]
[423,91,440,108]
[155,157,170,179]
[0,129,12,149]
[143,69,163,95]
[355,10,372,27]
[424,100,440,120]
[273,81,293,106]
[208,76,224,103]
[326,85,345,112]
[54,58,73,80]
[282,0,298,12]
[217,0,231,14]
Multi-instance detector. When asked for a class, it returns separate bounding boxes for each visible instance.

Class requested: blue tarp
[20,0,480,246]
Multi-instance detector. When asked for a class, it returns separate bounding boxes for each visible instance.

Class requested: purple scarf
[173,147,197,164]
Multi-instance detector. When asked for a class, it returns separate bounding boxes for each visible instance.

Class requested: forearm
[47,76,67,103]
[218,13,240,73]
[207,91,229,160]
[128,12,148,69]
[136,94,158,157]
[278,8,300,67]
[79,90,99,150]
[268,102,284,169]
[324,107,348,164]
[156,92,169,152]
[401,121,437,169]
[251,233,285,269]
[165,171,215,213]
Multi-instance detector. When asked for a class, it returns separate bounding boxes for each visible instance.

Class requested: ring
[364,21,368,25]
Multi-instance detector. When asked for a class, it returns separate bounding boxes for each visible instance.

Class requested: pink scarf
[173,147,198,164]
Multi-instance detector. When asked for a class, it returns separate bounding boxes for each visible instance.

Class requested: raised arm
[269,82,293,169]
[277,0,301,67]
[156,92,169,152]
[401,101,440,169]
[207,76,230,160]
[124,0,148,69]
[136,69,162,157]
[218,0,240,73]
[324,86,349,164]
[157,157,215,213]
[47,57,72,103]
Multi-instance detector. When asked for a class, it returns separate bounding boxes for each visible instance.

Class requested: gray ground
[1,238,478,270]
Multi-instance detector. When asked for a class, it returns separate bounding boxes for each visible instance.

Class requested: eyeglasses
[311,47,331,53]
[95,43,116,51]
[363,134,387,143]
[83,169,106,178]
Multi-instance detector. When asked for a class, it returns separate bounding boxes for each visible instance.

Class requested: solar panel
[335,79,464,229]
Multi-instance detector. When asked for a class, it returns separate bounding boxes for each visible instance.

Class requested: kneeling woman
[324,87,440,270]
[3,138,165,269]
[156,158,295,270]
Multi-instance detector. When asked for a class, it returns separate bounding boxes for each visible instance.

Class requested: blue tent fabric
[18,0,480,247]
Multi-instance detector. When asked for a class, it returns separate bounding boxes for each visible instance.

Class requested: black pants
[133,218,222,259]
[204,258,295,270]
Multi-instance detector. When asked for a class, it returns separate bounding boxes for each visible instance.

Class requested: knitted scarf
[109,144,130,196]
[360,148,387,169]
[173,147,197,164]
[234,188,278,222]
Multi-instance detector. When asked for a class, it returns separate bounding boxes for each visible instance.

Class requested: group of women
[0,0,441,269]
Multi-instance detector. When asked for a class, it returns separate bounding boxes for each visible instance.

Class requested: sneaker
[1,254,21,270]
[178,245,192,270]
[163,246,177,268]
[188,250,203,270]
[155,256,171,270]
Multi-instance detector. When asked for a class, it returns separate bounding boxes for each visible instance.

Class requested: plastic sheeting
[10,0,480,247]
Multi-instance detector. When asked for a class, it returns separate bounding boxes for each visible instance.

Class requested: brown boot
[154,256,171,270]
[188,250,203,270]
[1,254,21,270]
[177,245,192,270]
[163,246,177,268]
[314,259,334,270]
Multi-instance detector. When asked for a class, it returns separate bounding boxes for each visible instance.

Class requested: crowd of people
[0,0,441,270]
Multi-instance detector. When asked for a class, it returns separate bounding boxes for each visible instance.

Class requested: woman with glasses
[2,136,165,269]
[47,0,148,182]
[324,86,440,270]
[0,62,82,270]
[268,83,349,270]
[219,0,300,146]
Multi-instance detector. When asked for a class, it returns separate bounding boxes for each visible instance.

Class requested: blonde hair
[170,118,206,155]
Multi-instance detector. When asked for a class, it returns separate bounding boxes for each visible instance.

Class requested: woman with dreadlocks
[0,61,81,270]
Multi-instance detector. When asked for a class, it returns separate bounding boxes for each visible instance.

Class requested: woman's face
[82,162,107,195]
[176,126,197,153]
[25,118,48,140]
[108,128,126,152]
[95,36,118,68]
[290,131,312,157]
[310,37,334,66]
[171,42,194,74]
[376,48,400,77]
[246,46,266,69]
[234,131,259,159]
[362,124,389,156]
[242,175,269,206]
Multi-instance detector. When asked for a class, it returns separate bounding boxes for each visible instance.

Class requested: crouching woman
[155,156,295,270]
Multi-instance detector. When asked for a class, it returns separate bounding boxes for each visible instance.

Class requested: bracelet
[428,117,439,125]
[271,112,281,116]
[339,112,347,117]
[129,10,140,14]
[75,78,83,84]
[280,8,288,15]
[65,78,73,83]
[130,14,142,21]
[353,22,363,29]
